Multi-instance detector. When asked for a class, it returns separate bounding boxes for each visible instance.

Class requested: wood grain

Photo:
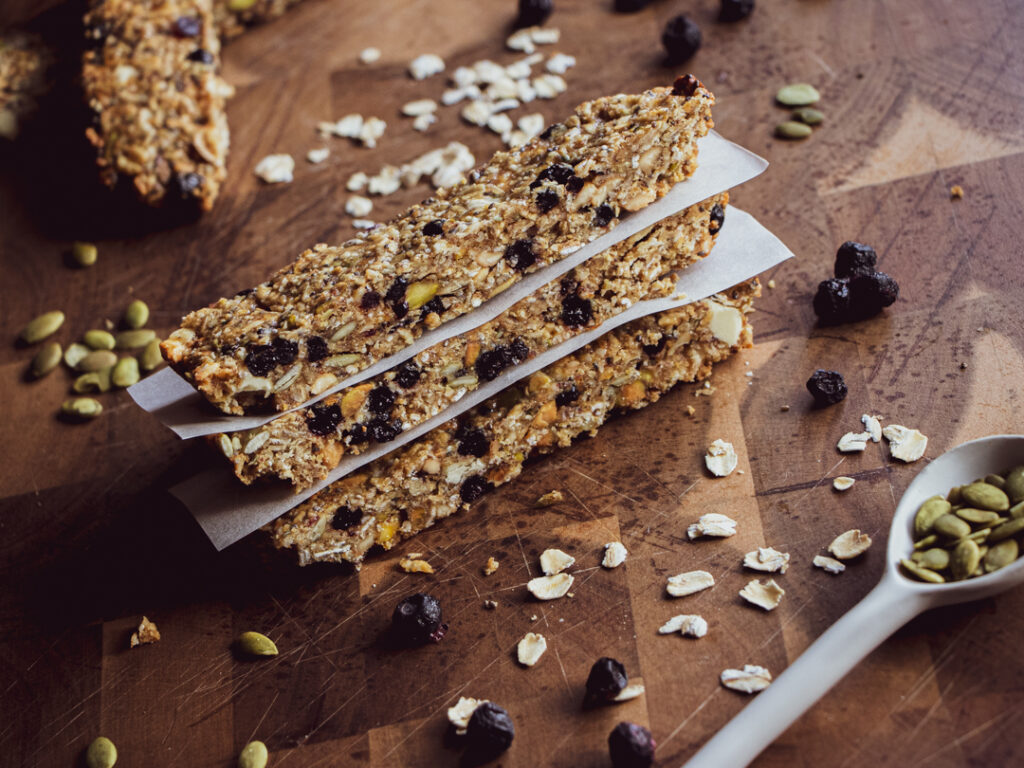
[2,0,1024,766]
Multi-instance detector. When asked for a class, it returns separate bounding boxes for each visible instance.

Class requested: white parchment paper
[129,132,767,439]
[173,208,792,550]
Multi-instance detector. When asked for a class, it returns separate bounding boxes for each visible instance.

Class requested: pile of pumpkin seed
[774,83,824,140]
[901,468,1024,583]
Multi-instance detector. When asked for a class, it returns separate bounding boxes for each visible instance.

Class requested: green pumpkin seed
[932,514,971,540]
[1008,500,1024,519]
[237,631,278,657]
[1003,466,1024,503]
[31,342,62,378]
[115,329,156,349]
[85,736,117,768]
[946,485,963,504]
[951,539,982,580]
[775,121,813,140]
[61,397,103,420]
[900,558,945,584]
[64,342,90,369]
[238,740,268,768]
[84,329,116,350]
[20,310,65,344]
[229,0,258,11]
[72,241,98,267]
[913,534,939,550]
[961,482,1009,511]
[955,507,1003,525]
[966,527,992,543]
[112,357,140,388]
[79,349,118,372]
[776,82,820,106]
[792,107,824,125]
[74,371,102,394]
[123,300,150,330]
[987,516,1024,543]
[983,539,1019,573]
[916,548,950,571]
[913,496,950,538]
[140,338,163,371]
[983,473,1006,490]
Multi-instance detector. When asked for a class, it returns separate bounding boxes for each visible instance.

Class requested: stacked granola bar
[213,0,306,40]
[0,31,52,141]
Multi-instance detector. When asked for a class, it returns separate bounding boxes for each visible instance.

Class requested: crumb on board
[130,616,161,648]
[483,556,500,576]
[950,184,964,199]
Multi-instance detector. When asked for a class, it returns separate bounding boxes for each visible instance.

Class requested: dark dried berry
[306,402,342,436]
[460,475,494,503]
[394,361,422,388]
[367,385,396,416]
[561,295,593,328]
[475,339,529,382]
[306,335,328,362]
[531,162,575,189]
[245,337,298,376]
[422,218,445,236]
[186,48,214,64]
[642,336,666,357]
[709,203,725,234]
[662,15,702,63]
[346,424,370,444]
[171,171,203,197]
[539,122,561,140]
[385,277,410,317]
[172,15,201,37]
[391,593,445,644]
[457,427,490,457]
[505,238,537,271]
[367,417,401,442]
[608,722,656,768]
[585,657,628,705]
[806,369,848,407]
[812,277,852,325]
[516,0,553,27]
[834,241,878,278]
[849,271,899,316]
[421,296,445,316]
[536,188,560,212]
[360,290,381,310]
[555,382,580,407]
[330,505,362,530]
[614,0,653,12]
[719,0,755,22]
[672,73,700,97]
[593,203,616,227]
[509,338,529,363]
[465,702,515,758]
[560,275,579,296]
[566,175,584,193]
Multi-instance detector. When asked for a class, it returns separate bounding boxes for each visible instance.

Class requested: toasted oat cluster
[268,278,758,566]
[0,31,52,141]
[213,193,727,489]
[213,0,306,40]
[163,80,715,414]
[82,0,235,210]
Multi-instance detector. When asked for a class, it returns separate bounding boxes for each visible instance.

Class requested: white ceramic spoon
[683,434,1024,768]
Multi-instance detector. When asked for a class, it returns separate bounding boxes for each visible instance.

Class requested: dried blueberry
[566,175,585,193]
[422,218,445,236]
[516,0,553,27]
[531,162,575,189]
[186,48,214,64]
[642,336,666,357]
[394,361,422,388]
[709,203,725,234]
[172,16,201,37]
[360,289,381,310]
[330,505,362,531]
[465,702,515,758]
[245,337,297,376]
[561,295,593,328]
[457,427,490,458]
[536,188,560,212]
[662,15,702,63]
[421,296,445,316]
[555,381,580,407]
[593,203,616,227]
[306,402,342,436]
[509,338,529,363]
[170,171,203,198]
[672,74,700,97]
[560,275,579,296]
[806,369,848,407]
[849,271,899,316]
[812,277,852,325]
[306,335,328,362]
[346,424,370,444]
[539,123,561,140]
[834,241,878,278]
[367,417,401,442]
[386,277,410,317]
[505,239,537,271]
[367,385,396,416]
[391,593,445,644]
[474,340,528,382]
[585,657,628,706]
[719,0,755,22]
[460,475,494,503]
[608,722,656,768]
[614,0,653,11]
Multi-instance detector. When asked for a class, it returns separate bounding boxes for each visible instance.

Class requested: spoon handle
[682,578,927,768]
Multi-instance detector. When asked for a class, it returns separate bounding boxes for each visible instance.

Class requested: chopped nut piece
[412,113,436,132]
[882,424,928,462]
[739,578,785,610]
[516,632,547,667]
[950,184,964,199]
[667,570,715,597]
[613,683,645,702]
[352,219,376,230]
[706,302,744,346]
[483,599,498,609]
[546,52,576,74]
[832,476,855,491]
[535,490,565,507]
[742,547,790,574]
[409,53,445,80]
[705,439,738,476]
[345,195,373,217]
[483,556,500,576]
[685,405,696,416]
[658,614,708,638]
[837,431,871,452]
[540,548,575,575]
[687,513,737,539]
[129,616,161,648]
[861,414,882,442]
[346,171,368,191]
[527,573,573,600]
[720,664,772,693]
[813,554,846,574]
[402,98,438,117]
[448,696,487,734]
[399,555,435,573]
[254,154,294,184]
[828,529,872,559]
[602,542,628,569]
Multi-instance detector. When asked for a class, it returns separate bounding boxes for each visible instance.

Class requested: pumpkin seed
[916,548,950,571]
[1004,466,1024,503]
[776,82,820,106]
[229,0,257,11]
[961,481,1009,511]
[932,514,970,541]
[406,281,439,310]
[72,241,98,267]
[141,338,163,371]
[238,740,268,768]
[792,107,824,125]
[955,507,1003,525]
[983,473,1006,490]
[61,397,103,420]
[913,496,950,538]
[983,539,1019,572]
[775,121,812,139]
[913,534,938,550]
[951,539,982,580]
[987,516,1024,543]
[237,631,278,657]
[74,371,106,393]
[115,329,156,349]
[112,357,140,388]
[1008,500,1024,519]
[85,736,117,768]
[900,558,944,583]
[966,527,992,543]
[84,329,116,350]
[123,299,149,329]
[20,310,65,344]
[31,342,62,378]
[946,485,963,504]
[64,342,90,369]
[79,349,118,372]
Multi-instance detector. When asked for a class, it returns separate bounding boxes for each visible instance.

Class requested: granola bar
[213,0,306,41]
[163,77,715,414]
[269,278,759,566]
[0,31,52,140]
[217,193,728,490]
[83,0,234,210]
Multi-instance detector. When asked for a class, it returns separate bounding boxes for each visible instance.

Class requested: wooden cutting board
[2,1,1024,766]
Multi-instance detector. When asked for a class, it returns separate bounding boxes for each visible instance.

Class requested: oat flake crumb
[602,541,628,569]
[352,219,376,230]
[306,147,329,164]
[828,529,872,559]
[739,578,785,610]
[813,554,846,574]
[667,570,715,597]
[688,512,737,540]
[399,554,434,574]
[705,439,738,476]
[254,153,294,184]
[483,556,500,576]
[832,476,855,491]
[359,47,381,64]
[614,683,646,702]
[517,632,547,667]
[448,696,486,733]
[409,53,445,80]
[658,614,708,638]
[721,664,772,694]
[528,572,573,600]
[540,548,575,575]
[882,424,928,462]
[535,490,564,507]
[743,547,790,574]
[130,616,161,648]
[345,195,373,217]
[861,414,883,442]
[837,431,871,453]
[950,184,964,199]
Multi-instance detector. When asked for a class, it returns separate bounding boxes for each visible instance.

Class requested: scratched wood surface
[2,0,1024,766]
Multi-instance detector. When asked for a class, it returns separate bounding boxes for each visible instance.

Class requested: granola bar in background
[213,0,306,41]
[0,30,52,140]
